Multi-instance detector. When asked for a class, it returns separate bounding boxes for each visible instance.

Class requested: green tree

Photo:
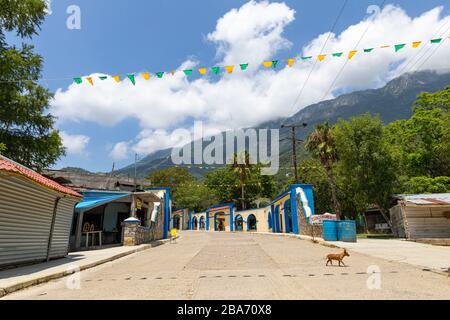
[333,114,396,225]
[413,86,450,112]
[205,167,240,205]
[231,152,253,210]
[147,167,195,194]
[305,122,342,219]
[402,176,450,194]
[174,181,215,212]
[384,106,450,179]
[205,158,276,210]
[0,0,65,171]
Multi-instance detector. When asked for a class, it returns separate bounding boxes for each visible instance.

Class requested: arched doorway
[247,214,257,231]
[173,214,181,230]
[214,212,226,231]
[199,216,205,230]
[192,217,198,230]
[234,215,243,231]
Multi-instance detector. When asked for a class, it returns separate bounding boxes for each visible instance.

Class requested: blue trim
[270,204,275,233]
[290,187,300,234]
[274,204,280,233]
[284,200,291,233]
[230,204,235,232]
[146,187,171,239]
[188,210,192,230]
[271,190,290,205]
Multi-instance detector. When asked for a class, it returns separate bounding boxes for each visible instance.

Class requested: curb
[0,238,171,298]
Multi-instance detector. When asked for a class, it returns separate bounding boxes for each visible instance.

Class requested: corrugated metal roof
[397,193,450,205]
[0,155,81,198]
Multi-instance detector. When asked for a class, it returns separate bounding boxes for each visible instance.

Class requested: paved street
[3,231,450,300]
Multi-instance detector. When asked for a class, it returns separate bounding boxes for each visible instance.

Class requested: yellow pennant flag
[318,54,327,61]
[412,41,422,48]
[113,75,121,83]
[86,77,94,86]
[348,50,358,60]
[287,58,296,67]
[198,68,207,75]
[380,45,390,48]
[262,61,273,68]
[141,72,150,80]
[225,66,234,74]
[171,70,176,76]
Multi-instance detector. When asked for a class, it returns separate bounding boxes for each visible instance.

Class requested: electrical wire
[320,0,387,102]
[288,0,349,116]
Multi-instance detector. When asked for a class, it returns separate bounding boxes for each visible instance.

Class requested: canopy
[75,191,130,211]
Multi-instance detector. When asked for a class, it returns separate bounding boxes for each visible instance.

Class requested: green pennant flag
[127,74,136,85]
[73,77,82,84]
[332,52,343,57]
[364,48,374,53]
[240,63,249,71]
[431,38,442,44]
[272,60,279,68]
[156,72,164,78]
[394,44,406,52]
[301,56,312,61]
[99,76,108,80]
[183,69,193,76]
[212,66,221,74]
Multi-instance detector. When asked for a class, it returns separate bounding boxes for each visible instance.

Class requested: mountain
[116,70,450,178]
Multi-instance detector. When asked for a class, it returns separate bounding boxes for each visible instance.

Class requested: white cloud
[51,2,450,157]
[109,141,130,161]
[207,0,295,66]
[60,132,90,155]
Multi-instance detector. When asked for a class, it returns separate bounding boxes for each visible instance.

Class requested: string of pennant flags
[72,37,449,86]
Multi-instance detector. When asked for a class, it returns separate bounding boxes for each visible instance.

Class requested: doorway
[214,212,226,231]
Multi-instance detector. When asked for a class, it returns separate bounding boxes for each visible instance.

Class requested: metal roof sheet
[0,155,82,198]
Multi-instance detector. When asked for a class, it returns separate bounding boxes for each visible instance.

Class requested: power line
[321,0,387,101]
[396,17,450,76]
[288,0,349,115]
[406,24,450,73]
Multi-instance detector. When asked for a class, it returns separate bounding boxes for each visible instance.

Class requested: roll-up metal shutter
[49,197,78,259]
[0,174,56,267]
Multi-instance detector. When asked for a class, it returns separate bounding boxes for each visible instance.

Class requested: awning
[75,192,130,211]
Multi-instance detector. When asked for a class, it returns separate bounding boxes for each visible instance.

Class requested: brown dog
[326,249,350,267]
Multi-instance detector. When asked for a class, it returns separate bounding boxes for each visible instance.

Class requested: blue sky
[15,0,450,172]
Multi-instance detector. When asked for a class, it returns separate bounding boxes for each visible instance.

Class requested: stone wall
[297,198,323,238]
[122,199,166,246]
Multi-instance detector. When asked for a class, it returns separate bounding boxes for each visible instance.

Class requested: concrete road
[3,232,450,300]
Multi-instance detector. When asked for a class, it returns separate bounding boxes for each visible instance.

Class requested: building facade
[390,193,450,239]
[0,156,82,268]
[188,184,316,235]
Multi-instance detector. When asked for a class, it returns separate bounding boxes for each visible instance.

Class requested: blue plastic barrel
[337,220,357,242]
[322,220,338,241]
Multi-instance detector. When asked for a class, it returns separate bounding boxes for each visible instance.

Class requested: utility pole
[281,123,308,183]
[134,153,138,192]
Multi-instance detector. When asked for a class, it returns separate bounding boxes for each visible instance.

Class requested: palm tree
[231,151,252,210]
[305,122,342,220]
